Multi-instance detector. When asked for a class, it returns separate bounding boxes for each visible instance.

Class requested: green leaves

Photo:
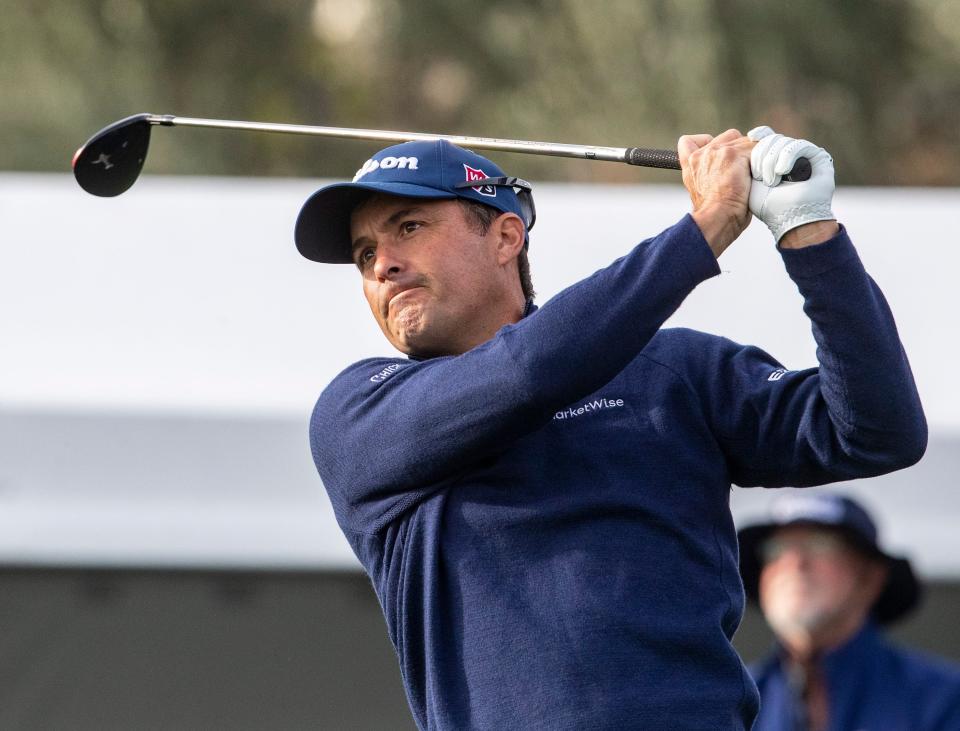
[5,0,959,184]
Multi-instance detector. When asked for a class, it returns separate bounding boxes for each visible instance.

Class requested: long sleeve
[686,225,926,487]
[310,215,720,532]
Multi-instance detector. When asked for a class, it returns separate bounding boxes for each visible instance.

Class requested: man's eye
[400,221,421,235]
[356,248,375,268]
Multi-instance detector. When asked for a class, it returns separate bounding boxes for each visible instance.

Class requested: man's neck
[405,295,528,360]
[780,614,868,663]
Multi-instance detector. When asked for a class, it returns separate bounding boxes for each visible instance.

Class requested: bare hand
[678,129,754,257]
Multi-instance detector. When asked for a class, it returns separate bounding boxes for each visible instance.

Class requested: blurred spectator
[738,493,960,730]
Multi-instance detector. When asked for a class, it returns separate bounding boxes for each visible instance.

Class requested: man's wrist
[779,220,840,249]
[691,203,748,258]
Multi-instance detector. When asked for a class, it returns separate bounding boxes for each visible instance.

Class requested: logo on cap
[352,155,420,182]
[463,164,496,197]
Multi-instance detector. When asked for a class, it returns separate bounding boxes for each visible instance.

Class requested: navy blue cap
[295,139,534,264]
[738,493,921,624]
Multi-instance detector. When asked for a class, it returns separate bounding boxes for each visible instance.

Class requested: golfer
[294,127,926,730]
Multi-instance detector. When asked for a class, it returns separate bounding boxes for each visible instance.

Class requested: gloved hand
[747,126,836,242]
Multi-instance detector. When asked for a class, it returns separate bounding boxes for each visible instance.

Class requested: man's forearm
[783,227,926,467]
[505,215,719,409]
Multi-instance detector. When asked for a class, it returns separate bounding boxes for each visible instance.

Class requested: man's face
[349,195,521,357]
[758,525,886,640]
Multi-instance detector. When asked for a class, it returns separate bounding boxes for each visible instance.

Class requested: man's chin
[389,324,433,357]
[763,599,838,638]
[385,308,429,351]
[386,311,463,358]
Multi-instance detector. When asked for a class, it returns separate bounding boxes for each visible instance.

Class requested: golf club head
[72,114,153,196]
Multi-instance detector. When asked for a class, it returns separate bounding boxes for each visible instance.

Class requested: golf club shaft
[148,114,678,169]
[72,112,812,198]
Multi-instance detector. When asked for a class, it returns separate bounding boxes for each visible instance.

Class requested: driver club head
[72,114,153,196]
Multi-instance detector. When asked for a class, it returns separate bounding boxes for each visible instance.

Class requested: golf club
[72,113,812,197]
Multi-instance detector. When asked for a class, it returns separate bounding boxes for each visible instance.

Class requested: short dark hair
[458,199,535,301]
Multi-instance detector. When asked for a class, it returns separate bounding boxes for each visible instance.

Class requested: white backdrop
[1,174,957,573]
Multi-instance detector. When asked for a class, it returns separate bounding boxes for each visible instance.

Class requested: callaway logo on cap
[295,139,535,264]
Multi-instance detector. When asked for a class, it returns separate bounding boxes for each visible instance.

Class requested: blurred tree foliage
[2,0,959,184]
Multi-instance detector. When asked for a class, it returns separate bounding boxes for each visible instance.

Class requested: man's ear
[493,212,526,266]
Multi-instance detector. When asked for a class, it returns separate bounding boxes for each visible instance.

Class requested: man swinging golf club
[294,126,927,730]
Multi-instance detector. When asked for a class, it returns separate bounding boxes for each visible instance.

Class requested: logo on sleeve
[767,368,788,382]
[370,363,406,383]
[463,164,497,197]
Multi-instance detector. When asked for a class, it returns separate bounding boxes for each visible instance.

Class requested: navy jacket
[309,215,926,730]
[750,622,960,730]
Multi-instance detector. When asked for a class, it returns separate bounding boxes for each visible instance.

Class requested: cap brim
[295,181,457,264]
[737,521,921,625]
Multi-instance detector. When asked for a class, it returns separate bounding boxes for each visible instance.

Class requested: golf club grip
[624,147,812,182]
[624,147,681,170]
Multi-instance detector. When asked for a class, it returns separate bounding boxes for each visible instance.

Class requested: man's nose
[776,546,817,573]
[780,547,805,565]
[373,241,404,281]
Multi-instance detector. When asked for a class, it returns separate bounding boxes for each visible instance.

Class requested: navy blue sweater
[309,215,926,730]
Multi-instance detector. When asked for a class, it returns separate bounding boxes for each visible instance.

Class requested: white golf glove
[748,126,836,242]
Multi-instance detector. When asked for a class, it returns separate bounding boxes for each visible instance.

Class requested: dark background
[3,567,958,731]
